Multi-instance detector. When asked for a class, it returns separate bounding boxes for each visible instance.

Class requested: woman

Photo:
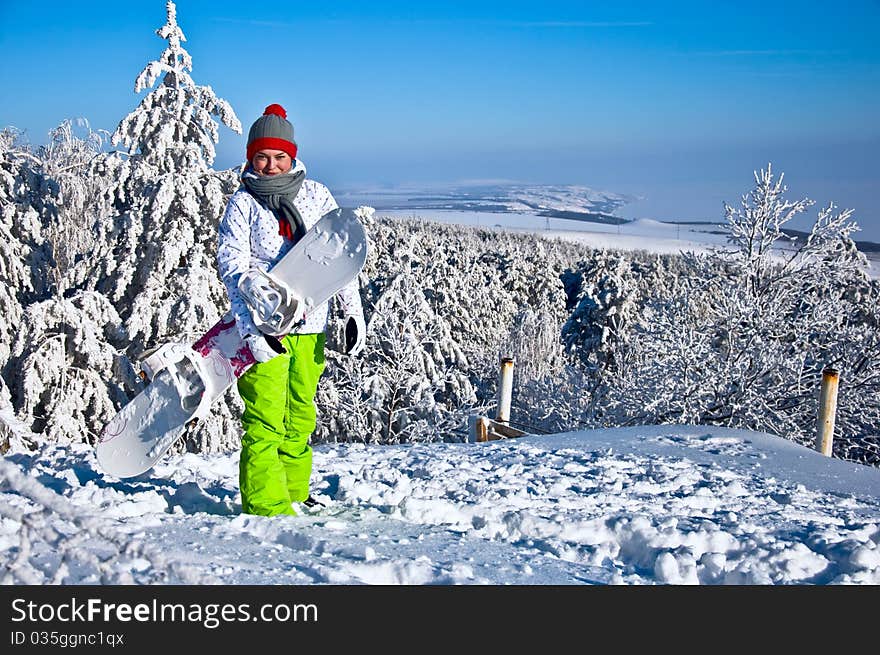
[217,104,365,516]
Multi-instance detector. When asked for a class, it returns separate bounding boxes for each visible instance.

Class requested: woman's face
[251,149,292,176]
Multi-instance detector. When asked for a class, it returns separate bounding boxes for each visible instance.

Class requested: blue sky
[1,1,878,238]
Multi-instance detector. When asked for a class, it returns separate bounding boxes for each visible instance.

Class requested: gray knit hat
[247,104,297,161]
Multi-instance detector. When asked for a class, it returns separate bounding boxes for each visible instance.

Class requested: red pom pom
[263,104,287,119]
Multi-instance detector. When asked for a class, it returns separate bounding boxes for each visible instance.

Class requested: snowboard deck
[96,208,367,479]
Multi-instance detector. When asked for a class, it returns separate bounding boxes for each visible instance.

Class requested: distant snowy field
[380,209,727,254]
[4,425,880,585]
[335,182,632,220]
[336,182,880,276]
[374,208,880,278]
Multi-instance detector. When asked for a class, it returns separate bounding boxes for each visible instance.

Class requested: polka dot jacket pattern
[217,164,364,339]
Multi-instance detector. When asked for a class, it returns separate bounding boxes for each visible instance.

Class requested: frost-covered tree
[562,253,639,372]
[359,216,578,424]
[499,307,596,433]
[82,1,244,453]
[362,218,574,356]
[0,2,245,454]
[111,1,240,172]
[506,308,568,384]
[0,129,53,374]
[38,119,113,294]
[8,292,132,443]
[94,0,241,340]
[318,267,477,444]
[0,122,130,449]
[606,165,879,460]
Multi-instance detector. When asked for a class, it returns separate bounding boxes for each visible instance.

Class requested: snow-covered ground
[3,425,879,585]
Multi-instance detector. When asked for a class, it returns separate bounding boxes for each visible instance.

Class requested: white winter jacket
[217,160,364,339]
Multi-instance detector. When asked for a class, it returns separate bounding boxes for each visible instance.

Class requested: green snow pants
[236,333,326,516]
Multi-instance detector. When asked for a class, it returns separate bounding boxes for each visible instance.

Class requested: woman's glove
[344,314,367,356]
[245,332,287,363]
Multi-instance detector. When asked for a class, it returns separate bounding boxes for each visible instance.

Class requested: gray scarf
[241,168,306,242]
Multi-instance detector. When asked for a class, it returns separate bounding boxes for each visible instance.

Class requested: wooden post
[815,367,839,457]
[468,415,490,443]
[496,357,515,424]
[476,416,490,443]
[469,357,528,444]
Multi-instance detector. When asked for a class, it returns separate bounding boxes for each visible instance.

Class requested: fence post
[496,357,515,424]
[815,367,840,457]
[467,415,490,443]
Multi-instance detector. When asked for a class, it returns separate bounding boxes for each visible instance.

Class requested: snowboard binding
[139,342,190,382]
[238,268,305,336]
[137,342,211,420]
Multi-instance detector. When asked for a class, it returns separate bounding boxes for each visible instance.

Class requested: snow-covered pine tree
[97,0,241,336]
[0,2,250,454]
[602,274,717,426]
[0,119,139,448]
[562,253,638,372]
[361,217,575,358]
[0,131,56,287]
[87,0,243,453]
[0,124,140,445]
[111,1,240,173]
[436,227,571,362]
[9,292,131,444]
[0,132,36,448]
[3,1,245,454]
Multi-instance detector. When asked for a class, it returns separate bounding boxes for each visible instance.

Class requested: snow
[3,423,879,585]
[3,201,879,586]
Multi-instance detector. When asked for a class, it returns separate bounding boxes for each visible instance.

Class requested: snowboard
[96,207,368,479]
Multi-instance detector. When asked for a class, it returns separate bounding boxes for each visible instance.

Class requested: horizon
[1,1,878,239]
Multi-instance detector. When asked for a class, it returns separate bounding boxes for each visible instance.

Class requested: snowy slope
[3,424,879,585]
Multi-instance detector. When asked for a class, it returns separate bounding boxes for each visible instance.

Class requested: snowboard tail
[96,317,249,478]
